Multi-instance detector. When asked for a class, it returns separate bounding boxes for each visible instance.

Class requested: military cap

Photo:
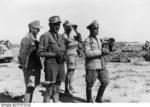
[63,20,72,27]
[49,16,61,24]
[28,20,42,29]
[87,20,99,29]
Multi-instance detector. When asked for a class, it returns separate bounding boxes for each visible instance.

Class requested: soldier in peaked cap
[86,20,99,30]
[38,16,66,103]
[18,20,42,102]
[83,20,109,103]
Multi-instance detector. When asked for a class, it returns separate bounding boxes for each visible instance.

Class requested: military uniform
[18,20,42,102]
[84,20,109,103]
[38,16,66,103]
[62,20,79,96]
[19,33,42,88]
[62,21,78,70]
[38,31,66,82]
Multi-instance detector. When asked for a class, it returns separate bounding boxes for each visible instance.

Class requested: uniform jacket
[18,33,42,70]
[84,36,103,70]
[38,31,66,65]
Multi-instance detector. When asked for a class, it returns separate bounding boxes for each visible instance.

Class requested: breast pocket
[49,41,60,53]
[91,42,98,50]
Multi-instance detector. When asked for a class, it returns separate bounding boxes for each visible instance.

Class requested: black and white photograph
[1,0,150,104]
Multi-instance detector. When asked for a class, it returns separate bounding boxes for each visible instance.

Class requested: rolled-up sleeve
[84,39,101,57]
[38,35,56,58]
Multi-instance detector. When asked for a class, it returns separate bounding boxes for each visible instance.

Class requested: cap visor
[35,26,43,29]
[52,21,61,23]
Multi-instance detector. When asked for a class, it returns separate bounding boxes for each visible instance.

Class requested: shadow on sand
[39,90,86,103]
[59,92,86,103]
[0,93,24,102]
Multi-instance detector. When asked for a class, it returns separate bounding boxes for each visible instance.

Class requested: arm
[74,32,83,43]
[18,38,30,69]
[38,35,56,58]
[84,39,101,57]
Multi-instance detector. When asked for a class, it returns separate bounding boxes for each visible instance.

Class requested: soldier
[18,20,42,102]
[83,20,109,103]
[38,16,66,103]
[62,20,79,96]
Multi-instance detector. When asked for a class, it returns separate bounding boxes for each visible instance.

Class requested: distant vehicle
[0,44,13,62]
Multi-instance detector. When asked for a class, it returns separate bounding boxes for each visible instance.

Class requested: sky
[0,0,150,44]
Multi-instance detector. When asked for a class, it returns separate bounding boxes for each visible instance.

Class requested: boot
[69,76,75,92]
[69,85,75,92]
[43,86,53,103]
[24,87,34,103]
[65,77,73,97]
[29,92,34,102]
[95,84,107,103]
[53,84,60,103]
[86,88,93,103]
[24,93,31,103]
[68,69,75,92]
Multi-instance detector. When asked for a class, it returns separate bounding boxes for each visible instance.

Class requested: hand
[34,40,39,46]
[55,53,64,63]
[73,24,78,30]
[56,53,62,59]
[34,40,39,49]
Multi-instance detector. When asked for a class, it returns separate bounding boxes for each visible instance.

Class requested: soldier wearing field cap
[62,20,79,96]
[18,20,42,102]
[38,16,66,103]
[83,20,109,103]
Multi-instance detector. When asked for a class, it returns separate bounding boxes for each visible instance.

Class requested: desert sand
[0,47,150,103]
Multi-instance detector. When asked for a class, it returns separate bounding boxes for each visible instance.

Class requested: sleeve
[38,35,56,57]
[18,38,29,68]
[75,32,83,43]
[20,38,27,53]
[20,38,34,55]
[84,39,101,57]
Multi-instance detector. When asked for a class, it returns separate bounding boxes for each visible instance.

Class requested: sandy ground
[1,47,150,103]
